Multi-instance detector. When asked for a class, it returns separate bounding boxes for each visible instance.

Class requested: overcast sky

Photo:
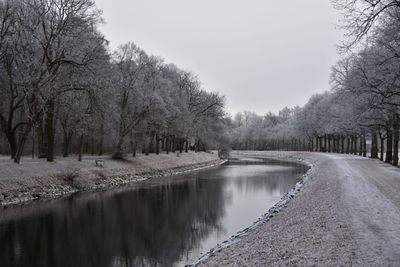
[94,0,344,116]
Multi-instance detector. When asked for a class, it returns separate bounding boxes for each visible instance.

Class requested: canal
[0,157,307,267]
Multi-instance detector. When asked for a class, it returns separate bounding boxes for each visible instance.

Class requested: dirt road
[200,152,400,266]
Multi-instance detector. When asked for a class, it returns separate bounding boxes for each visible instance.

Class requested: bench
[95,159,105,168]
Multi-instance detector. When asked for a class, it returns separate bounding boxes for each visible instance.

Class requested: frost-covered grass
[0,151,221,206]
[0,152,218,180]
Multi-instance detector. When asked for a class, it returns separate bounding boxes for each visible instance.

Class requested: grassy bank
[0,152,224,207]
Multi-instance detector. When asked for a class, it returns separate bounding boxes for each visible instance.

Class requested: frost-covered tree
[0,0,228,163]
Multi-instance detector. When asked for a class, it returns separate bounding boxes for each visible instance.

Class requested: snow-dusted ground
[199,151,400,266]
[0,152,219,180]
[0,152,222,206]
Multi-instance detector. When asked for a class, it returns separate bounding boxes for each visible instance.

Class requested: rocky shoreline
[0,154,226,207]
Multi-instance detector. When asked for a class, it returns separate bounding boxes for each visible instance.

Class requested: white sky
[94,0,344,115]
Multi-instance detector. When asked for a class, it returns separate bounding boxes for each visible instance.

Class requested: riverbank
[198,151,400,266]
[0,152,225,207]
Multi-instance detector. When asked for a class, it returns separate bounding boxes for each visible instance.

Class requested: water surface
[0,158,307,267]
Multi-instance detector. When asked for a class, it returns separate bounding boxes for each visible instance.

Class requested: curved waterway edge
[190,155,315,266]
[0,154,309,267]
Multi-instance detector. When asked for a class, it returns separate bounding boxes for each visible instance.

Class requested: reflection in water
[0,158,307,267]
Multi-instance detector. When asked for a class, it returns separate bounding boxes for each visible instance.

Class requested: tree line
[0,0,226,164]
[228,0,400,167]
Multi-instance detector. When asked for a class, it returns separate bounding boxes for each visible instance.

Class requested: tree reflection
[0,178,226,267]
[0,159,307,267]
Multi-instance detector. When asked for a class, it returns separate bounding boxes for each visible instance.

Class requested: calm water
[0,158,307,267]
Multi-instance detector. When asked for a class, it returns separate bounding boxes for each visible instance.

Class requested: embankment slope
[201,151,400,266]
[0,152,223,206]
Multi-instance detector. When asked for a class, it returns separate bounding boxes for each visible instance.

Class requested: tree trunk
[91,136,95,156]
[145,140,149,156]
[45,100,55,162]
[148,132,154,154]
[113,136,124,159]
[371,132,378,158]
[179,138,183,153]
[37,119,47,158]
[319,137,322,152]
[312,137,315,152]
[78,134,83,162]
[362,135,367,157]
[14,124,32,164]
[2,104,16,159]
[350,137,354,154]
[341,136,345,153]
[155,131,160,155]
[132,139,137,158]
[171,135,176,153]
[393,115,399,166]
[354,137,359,155]
[84,136,89,154]
[14,136,27,164]
[63,133,69,157]
[166,134,170,155]
[5,131,17,159]
[379,133,385,161]
[385,130,393,164]
[332,136,336,152]
[98,117,104,156]
[161,133,165,151]
[31,128,35,159]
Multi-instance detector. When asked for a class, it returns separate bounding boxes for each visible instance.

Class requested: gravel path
[200,151,400,266]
